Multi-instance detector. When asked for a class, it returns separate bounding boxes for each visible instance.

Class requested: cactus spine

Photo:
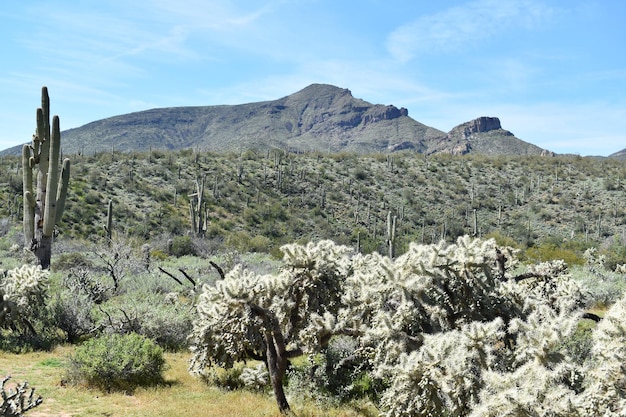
[22,87,71,269]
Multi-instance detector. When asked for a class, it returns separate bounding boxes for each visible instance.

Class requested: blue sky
[1,0,625,156]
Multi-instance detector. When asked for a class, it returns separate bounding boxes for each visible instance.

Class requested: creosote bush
[169,235,196,257]
[66,332,166,393]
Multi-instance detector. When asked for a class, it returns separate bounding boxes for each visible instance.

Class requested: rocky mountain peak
[449,116,502,139]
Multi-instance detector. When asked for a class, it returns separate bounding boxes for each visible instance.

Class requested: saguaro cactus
[104,199,113,242]
[387,210,397,259]
[22,87,71,269]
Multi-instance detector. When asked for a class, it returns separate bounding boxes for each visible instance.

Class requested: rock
[448,117,502,139]
[362,105,407,125]
[387,141,416,152]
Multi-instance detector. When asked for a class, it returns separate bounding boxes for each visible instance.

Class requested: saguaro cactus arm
[43,116,62,236]
[55,158,70,224]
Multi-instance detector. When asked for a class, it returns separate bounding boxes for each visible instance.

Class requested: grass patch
[0,346,376,416]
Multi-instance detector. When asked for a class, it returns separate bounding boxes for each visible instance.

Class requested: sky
[1,0,625,156]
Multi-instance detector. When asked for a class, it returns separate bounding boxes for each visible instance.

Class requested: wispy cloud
[149,0,272,30]
[387,0,555,62]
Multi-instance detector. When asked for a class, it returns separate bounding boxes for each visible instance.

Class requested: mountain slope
[1,83,549,156]
[57,84,446,155]
[441,117,551,156]
[609,148,626,160]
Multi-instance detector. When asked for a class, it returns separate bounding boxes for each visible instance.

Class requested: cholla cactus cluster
[239,364,268,391]
[190,235,626,416]
[0,265,49,335]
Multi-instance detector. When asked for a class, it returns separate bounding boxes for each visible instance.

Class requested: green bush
[67,333,166,393]
[169,235,196,257]
[200,364,245,391]
[524,243,584,265]
[96,292,194,351]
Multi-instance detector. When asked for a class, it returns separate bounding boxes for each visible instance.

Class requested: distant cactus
[387,211,397,259]
[22,87,71,269]
[104,199,113,242]
[189,175,206,236]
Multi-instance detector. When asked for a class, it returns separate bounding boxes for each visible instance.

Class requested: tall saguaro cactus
[387,210,397,259]
[22,87,71,269]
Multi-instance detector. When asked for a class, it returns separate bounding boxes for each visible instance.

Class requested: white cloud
[386,0,555,62]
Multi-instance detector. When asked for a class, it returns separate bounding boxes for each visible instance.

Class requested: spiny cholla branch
[1,376,43,417]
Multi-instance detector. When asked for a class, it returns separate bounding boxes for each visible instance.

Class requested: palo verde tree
[22,86,71,269]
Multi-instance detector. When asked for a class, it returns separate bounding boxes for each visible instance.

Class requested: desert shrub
[600,236,626,272]
[52,251,94,272]
[248,234,271,253]
[570,264,626,308]
[524,243,584,266]
[169,235,196,257]
[95,291,193,351]
[50,289,95,343]
[224,230,253,252]
[150,249,169,261]
[199,364,245,391]
[67,333,166,393]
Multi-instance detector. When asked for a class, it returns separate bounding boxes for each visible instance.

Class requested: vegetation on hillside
[0,148,625,416]
[2,149,624,265]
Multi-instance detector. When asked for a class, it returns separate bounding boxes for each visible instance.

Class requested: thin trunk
[35,233,52,269]
[265,332,294,416]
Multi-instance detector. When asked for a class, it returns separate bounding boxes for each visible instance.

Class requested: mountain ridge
[1,83,555,156]
[609,148,626,160]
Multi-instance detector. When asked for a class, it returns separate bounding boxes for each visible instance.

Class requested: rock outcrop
[439,116,548,156]
[448,116,503,139]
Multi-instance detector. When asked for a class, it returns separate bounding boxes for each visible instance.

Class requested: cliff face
[449,116,503,139]
[415,116,548,156]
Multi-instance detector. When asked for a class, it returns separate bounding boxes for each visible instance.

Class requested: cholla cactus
[579,293,626,414]
[379,320,505,417]
[190,235,610,417]
[344,236,589,416]
[239,364,268,391]
[0,265,49,336]
[190,240,354,415]
[0,376,43,417]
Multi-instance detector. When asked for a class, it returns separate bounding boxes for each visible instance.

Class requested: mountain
[609,148,626,160]
[1,83,548,156]
[442,116,552,156]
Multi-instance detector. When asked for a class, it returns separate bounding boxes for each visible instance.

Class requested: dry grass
[0,346,377,417]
